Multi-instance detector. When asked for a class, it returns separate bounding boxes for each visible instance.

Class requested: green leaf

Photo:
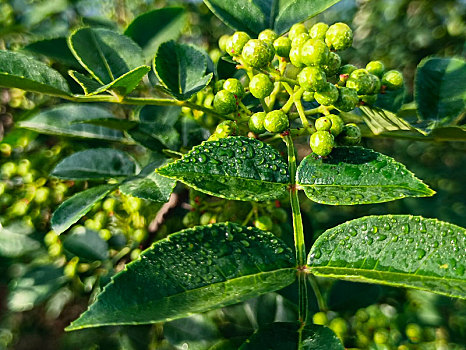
[66,222,296,330]
[0,225,41,258]
[69,70,103,95]
[51,184,116,235]
[308,215,466,299]
[68,27,144,84]
[62,228,109,261]
[359,106,414,135]
[154,41,213,100]
[119,160,175,203]
[0,50,71,97]
[415,57,466,132]
[124,7,187,61]
[157,136,290,201]
[17,104,124,141]
[239,322,344,349]
[374,85,405,113]
[51,148,136,180]
[296,146,434,205]
[23,37,81,68]
[72,118,139,131]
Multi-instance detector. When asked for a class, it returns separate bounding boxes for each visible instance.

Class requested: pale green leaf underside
[359,106,414,135]
[297,147,434,205]
[157,136,290,201]
[308,215,466,299]
[66,222,296,330]
[0,227,41,258]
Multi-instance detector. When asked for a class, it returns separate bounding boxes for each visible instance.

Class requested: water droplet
[416,248,426,260]
[198,154,207,163]
[339,239,345,245]
[271,164,277,171]
[376,234,387,241]
[361,223,368,231]
[240,240,250,247]
[401,224,410,234]
[392,235,399,242]
[440,231,447,237]
[311,249,322,259]
[210,158,220,164]
[407,237,414,243]
[365,236,373,245]
[383,223,391,230]
[275,247,284,254]
[269,153,276,160]
[372,226,378,234]
[432,241,439,248]
[419,222,427,233]
[225,232,234,241]
[348,228,358,237]
[257,157,265,165]
[280,168,287,175]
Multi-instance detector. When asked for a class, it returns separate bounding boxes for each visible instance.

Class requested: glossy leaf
[23,37,81,68]
[69,70,103,94]
[239,322,344,349]
[308,215,466,299]
[51,149,136,180]
[153,41,213,100]
[359,106,413,135]
[157,136,290,201]
[51,184,116,235]
[0,50,71,97]
[69,27,144,84]
[124,7,187,61]
[66,222,296,330]
[72,118,139,131]
[415,57,466,132]
[62,228,109,261]
[0,225,40,258]
[296,147,434,205]
[17,104,124,141]
[374,85,405,113]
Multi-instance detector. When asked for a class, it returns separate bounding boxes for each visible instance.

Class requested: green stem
[259,98,271,113]
[308,274,326,312]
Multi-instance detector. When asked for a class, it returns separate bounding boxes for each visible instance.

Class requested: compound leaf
[308,215,466,299]
[51,148,136,180]
[66,222,296,330]
[0,50,71,97]
[157,136,290,201]
[296,147,434,205]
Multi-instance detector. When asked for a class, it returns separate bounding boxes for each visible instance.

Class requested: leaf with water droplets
[66,222,296,330]
[157,136,290,201]
[308,215,466,299]
[297,147,435,205]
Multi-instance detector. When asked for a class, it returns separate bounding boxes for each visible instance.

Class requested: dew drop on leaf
[416,248,426,260]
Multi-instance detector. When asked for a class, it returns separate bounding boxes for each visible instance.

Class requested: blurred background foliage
[0,0,465,349]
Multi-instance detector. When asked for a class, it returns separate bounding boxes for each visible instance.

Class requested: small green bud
[325,22,353,51]
[314,82,339,106]
[310,131,334,157]
[218,34,230,52]
[368,74,381,94]
[248,112,267,134]
[300,38,330,66]
[183,211,200,228]
[226,31,250,56]
[291,33,309,48]
[323,52,341,76]
[382,70,404,90]
[223,78,245,99]
[366,60,385,77]
[242,39,274,68]
[360,94,377,105]
[328,114,344,136]
[288,23,307,41]
[264,110,289,133]
[213,90,237,114]
[339,64,357,76]
[289,46,305,68]
[298,66,327,92]
[214,79,226,93]
[338,123,361,145]
[271,208,288,223]
[309,22,329,40]
[302,91,315,102]
[346,69,373,95]
[258,29,278,45]
[273,37,292,58]
[334,87,359,112]
[249,73,274,99]
[315,116,332,131]
[215,120,238,138]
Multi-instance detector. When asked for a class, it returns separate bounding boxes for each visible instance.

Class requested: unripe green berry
[338,123,361,145]
[382,70,404,90]
[315,116,332,131]
[200,212,214,226]
[17,159,30,177]
[218,34,230,52]
[34,187,50,204]
[223,78,245,99]
[346,69,373,95]
[213,90,237,114]
[242,39,273,68]
[226,31,250,56]
[0,143,11,157]
[339,64,357,76]
[300,38,330,66]
[366,60,385,77]
[215,120,238,137]
[309,22,329,40]
[368,74,381,94]
[183,211,199,228]
[254,215,273,231]
[298,66,327,92]
[325,22,353,51]
[258,29,278,45]
[264,110,289,133]
[314,82,339,105]
[310,131,334,157]
[323,52,341,76]
[335,87,358,112]
[248,112,267,134]
[288,23,307,41]
[214,79,226,93]
[249,73,274,99]
[289,46,304,68]
[1,162,16,178]
[302,91,315,102]
[273,36,291,57]
[328,114,344,136]
[312,311,328,326]
[291,33,309,48]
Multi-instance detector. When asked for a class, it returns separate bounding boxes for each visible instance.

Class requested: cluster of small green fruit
[208,21,403,157]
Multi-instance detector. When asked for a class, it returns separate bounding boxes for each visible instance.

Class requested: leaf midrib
[299,183,432,195]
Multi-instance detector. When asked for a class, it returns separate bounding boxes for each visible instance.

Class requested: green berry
[183,211,199,228]
[289,46,304,68]
[34,187,50,204]
[366,60,385,77]
[325,22,353,51]
[328,114,344,136]
[213,90,237,114]
[218,34,230,52]
[248,112,267,134]
[323,52,341,76]
[312,312,328,326]
[249,73,274,99]
[302,91,315,102]
[314,82,339,105]
[242,39,273,68]
[214,79,226,93]
[223,78,245,99]
[338,123,361,145]
[298,66,327,92]
[309,22,329,40]
[382,70,404,90]
[310,131,334,157]
[258,29,278,45]
[200,212,214,225]
[346,69,373,95]
[339,64,357,76]
[215,120,238,137]
[288,23,307,41]
[273,37,292,58]
[368,74,381,94]
[264,110,289,133]
[300,38,330,66]
[1,162,16,178]
[360,94,377,105]
[315,116,332,131]
[335,87,358,112]
[271,208,288,223]
[226,31,250,56]
[254,216,273,231]
[291,33,309,48]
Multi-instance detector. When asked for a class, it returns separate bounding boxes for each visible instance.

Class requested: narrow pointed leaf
[69,27,144,84]
[0,50,71,97]
[69,70,103,95]
[359,106,414,135]
[308,215,466,299]
[62,228,109,261]
[72,118,138,131]
[157,136,290,201]
[17,104,124,141]
[51,148,136,180]
[239,322,344,349]
[124,7,187,61]
[23,37,81,68]
[296,147,434,205]
[51,184,116,234]
[154,41,213,100]
[66,222,296,330]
